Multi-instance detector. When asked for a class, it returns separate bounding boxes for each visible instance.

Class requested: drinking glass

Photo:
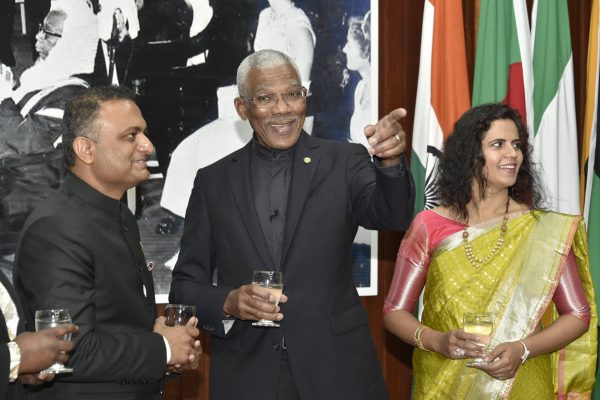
[164,304,196,326]
[463,312,494,367]
[35,308,74,374]
[251,271,283,328]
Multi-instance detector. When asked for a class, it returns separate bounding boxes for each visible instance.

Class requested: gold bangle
[413,326,430,351]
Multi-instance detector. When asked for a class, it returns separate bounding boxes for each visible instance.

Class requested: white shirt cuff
[7,341,20,381]
[162,336,171,364]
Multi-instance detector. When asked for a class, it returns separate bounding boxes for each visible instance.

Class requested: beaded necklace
[462,198,510,268]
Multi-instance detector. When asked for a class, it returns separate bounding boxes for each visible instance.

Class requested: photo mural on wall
[0,0,377,301]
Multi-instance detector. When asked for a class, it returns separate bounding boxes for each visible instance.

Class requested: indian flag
[583,1,600,398]
[531,0,580,214]
[411,0,470,213]
[472,0,533,133]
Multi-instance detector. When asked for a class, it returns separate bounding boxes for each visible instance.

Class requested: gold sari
[413,211,597,399]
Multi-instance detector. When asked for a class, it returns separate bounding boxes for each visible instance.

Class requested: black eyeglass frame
[240,87,308,108]
[37,23,62,39]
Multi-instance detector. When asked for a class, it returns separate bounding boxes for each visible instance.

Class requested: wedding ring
[453,347,465,357]
[394,134,401,142]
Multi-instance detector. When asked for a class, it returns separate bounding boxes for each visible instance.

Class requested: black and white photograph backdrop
[0,0,378,301]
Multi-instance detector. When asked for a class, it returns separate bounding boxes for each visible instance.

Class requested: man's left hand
[363,107,407,167]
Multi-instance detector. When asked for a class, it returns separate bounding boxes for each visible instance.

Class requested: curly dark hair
[435,103,544,220]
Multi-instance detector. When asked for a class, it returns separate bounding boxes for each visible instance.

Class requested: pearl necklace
[463,198,510,268]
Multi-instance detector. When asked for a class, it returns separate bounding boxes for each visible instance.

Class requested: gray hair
[236,49,301,96]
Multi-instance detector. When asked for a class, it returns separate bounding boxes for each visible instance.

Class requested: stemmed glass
[463,312,494,367]
[164,304,196,326]
[251,271,283,328]
[35,308,74,374]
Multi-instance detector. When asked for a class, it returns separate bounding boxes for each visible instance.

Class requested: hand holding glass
[35,308,74,374]
[463,312,493,367]
[251,271,283,328]
[164,304,196,326]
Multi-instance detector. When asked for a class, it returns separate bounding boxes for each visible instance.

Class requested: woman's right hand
[426,328,486,360]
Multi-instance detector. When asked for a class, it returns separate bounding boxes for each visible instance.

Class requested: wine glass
[164,304,196,326]
[463,312,494,367]
[251,271,283,328]
[35,308,74,374]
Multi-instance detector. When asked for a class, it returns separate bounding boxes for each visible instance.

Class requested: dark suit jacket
[13,172,166,400]
[170,132,415,399]
[0,270,26,400]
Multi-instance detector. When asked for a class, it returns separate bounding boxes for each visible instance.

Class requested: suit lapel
[228,143,274,269]
[281,133,320,267]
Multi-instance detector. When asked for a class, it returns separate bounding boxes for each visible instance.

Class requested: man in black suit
[0,269,76,400]
[13,86,201,400]
[170,49,414,399]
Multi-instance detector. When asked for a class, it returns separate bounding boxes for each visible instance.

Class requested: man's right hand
[14,324,78,374]
[153,317,201,368]
[223,284,288,322]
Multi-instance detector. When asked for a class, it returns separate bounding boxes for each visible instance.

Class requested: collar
[250,136,296,162]
[62,171,124,216]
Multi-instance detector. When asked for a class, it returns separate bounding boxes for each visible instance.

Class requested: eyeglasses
[38,23,62,39]
[241,87,308,108]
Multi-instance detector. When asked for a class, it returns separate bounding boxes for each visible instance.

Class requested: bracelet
[519,341,530,364]
[413,326,430,352]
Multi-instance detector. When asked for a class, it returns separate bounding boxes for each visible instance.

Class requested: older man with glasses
[170,49,415,400]
[0,0,98,259]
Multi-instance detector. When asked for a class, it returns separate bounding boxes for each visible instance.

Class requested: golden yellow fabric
[412,211,597,400]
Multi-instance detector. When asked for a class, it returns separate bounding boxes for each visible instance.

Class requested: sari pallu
[413,211,597,399]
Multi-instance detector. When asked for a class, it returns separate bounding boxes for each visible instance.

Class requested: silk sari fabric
[413,211,597,400]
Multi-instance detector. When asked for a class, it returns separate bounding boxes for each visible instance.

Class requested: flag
[411,0,470,213]
[531,0,580,214]
[472,0,533,132]
[583,1,600,398]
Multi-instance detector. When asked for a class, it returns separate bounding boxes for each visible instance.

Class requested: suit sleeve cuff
[373,153,407,177]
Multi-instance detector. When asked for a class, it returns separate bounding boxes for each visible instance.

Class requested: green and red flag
[472,0,533,129]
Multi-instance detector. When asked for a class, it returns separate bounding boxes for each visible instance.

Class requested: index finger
[250,284,273,301]
[385,107,407,122]
[456,329,483,344]
[52,324,78,335]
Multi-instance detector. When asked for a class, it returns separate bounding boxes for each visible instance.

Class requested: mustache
[269,115,297,124]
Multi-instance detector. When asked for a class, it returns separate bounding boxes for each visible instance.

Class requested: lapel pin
[147,261,154,271]
[303,157,311,164]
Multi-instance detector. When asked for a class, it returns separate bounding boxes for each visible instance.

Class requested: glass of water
[35,308,74,374]
[164,304,196,326]
[251,271,283,328]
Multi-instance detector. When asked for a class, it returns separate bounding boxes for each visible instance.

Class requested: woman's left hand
[476,341,524,380]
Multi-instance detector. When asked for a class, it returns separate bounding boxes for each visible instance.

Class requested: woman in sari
[384,103,597,399]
